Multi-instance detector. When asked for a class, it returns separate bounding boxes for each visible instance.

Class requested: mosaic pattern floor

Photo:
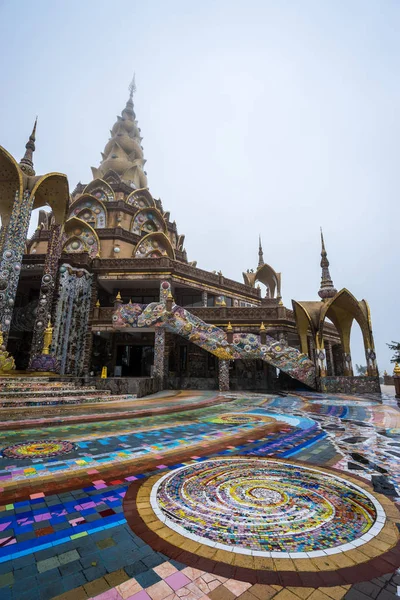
[0,387,399,600]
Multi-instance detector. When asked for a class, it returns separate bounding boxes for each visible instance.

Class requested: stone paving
[0,386,399,599]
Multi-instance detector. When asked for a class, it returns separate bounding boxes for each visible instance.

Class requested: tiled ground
[0,387,399,599]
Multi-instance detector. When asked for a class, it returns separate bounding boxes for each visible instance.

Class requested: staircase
[0,376,118,407]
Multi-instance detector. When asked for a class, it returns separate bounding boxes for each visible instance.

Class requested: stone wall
[83,376,161,398]
[317,376,381,395]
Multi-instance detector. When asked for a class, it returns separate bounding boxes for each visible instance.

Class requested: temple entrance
[116,344,154,377]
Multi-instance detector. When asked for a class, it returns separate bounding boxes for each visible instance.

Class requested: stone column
[154,328,166,384]
[29,224,62,369]
[365,347,378,377]
[0,190,34,345]
[218,359,230,392]
[202,290,208,307]
[328,340,335,376]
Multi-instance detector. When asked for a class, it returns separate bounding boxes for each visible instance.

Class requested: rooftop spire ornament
[19,117,37,176]
[318,228,337,301]
[129,73,136,98]
[258,235,265,268]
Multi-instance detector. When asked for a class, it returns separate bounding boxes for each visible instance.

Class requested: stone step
[0,387,110,398]
[0,382,77,391]
[0,394,131,408]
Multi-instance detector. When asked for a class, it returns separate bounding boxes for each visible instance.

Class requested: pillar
[365,347,378,377]
[0,190,34,345]
[315,336,327,377]
[328,340,335,376]
[29,224,62,369]
[218,359,230,391]
[82,275,99,376]
[154,328,166,382]
[202,290,208,307]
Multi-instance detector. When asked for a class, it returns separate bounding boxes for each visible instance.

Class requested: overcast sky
[0,0,399,372]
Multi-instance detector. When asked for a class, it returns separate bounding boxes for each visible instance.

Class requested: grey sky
[0,0,399,372]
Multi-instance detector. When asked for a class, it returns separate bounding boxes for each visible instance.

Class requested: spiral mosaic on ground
[152,458,383,556]
[1,440,75,459]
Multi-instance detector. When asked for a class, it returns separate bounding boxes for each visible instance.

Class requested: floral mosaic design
[134,234,174,259]
[83,179,114,202]
[1,439,75,459]
[131,208,165,236]
[68,195,107,228]
[152,458,380,555]
[62,221,100,258]
[113,295,316,386]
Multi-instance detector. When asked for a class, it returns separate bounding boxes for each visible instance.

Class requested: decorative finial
[43,320,53,355]
[318,228,337,300]
[129,74,136,98]
[95,299,101,308]
[116,290,122,301]
[19,117,38,176]
[258,235,264,268]
[226,322,233,332]
[394,363,400,376]
[259,322,266,332]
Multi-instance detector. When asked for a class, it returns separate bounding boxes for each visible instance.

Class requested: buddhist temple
[0,83,380,395]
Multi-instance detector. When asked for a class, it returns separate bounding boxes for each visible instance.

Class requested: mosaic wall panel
[52,264,93,375]
[0,190,34,342]
[131,209,165,236]
[68,196,106,228]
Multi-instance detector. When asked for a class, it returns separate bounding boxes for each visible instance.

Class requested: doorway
[116,345,154,377]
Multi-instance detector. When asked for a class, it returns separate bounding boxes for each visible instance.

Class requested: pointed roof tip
[318,228,337,300]
[19,116,38,176]
[128,73,136,98]
[258,235,264,268]
[320,227,326,252]
[31,116,38,141]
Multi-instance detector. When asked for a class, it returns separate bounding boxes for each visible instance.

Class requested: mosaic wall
[126,189,154,209]
[52,264,93,375]
[0,190,34,342]
[68,196,107,228]
[319,375,381,394]
[83,179,114,202]
[131,209,165,236]
[152,457,380,555]
[62,221,99,258]
[113,293,316,387]
[134,235,173,259]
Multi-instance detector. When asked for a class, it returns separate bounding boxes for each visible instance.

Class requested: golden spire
[259,322,266,331]
[95,299,101,308]
[19,117,37,176]
[226,322,233,332]
[91,78,147,188]
[394,363,400,375]
[116,290,122,301]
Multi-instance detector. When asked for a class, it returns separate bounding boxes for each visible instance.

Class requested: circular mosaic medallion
[2,440,75,459]
[151,458,383,556]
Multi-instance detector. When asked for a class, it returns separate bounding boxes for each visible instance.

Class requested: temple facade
[0,85,380,394]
